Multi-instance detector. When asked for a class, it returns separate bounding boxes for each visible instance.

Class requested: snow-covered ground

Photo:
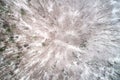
[0,0,120,80]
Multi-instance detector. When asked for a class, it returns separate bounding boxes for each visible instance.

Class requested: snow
[1,0,120,80]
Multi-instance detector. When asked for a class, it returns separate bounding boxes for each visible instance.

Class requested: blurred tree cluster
[0,0,22,79]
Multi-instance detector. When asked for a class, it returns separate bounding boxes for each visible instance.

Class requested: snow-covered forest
[0,0,120,80]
